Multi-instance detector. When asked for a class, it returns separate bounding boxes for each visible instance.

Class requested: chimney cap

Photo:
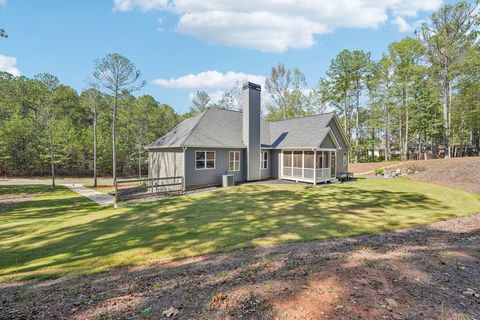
[243,81,261,91]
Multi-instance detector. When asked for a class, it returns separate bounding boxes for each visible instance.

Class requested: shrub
[374,168,384,175]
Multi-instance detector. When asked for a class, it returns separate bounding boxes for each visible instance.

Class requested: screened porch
[281,150,336,184]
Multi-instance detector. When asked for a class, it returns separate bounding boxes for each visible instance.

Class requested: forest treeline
[0,71,178,178]
[0,1,478,180]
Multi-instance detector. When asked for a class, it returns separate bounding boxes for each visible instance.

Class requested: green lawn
[1,178,479,282]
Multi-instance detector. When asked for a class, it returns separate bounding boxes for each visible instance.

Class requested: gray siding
[148,148,184,180]
[184,148,246,189]
[327,118,349,175]
[271,150,281,179]
[320,133,337,149]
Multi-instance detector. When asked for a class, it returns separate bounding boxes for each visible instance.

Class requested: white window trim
[229,151,240,172]
[195,151,216,170]
[261,151,268,169]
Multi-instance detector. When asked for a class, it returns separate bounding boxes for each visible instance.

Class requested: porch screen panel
[331,152,336,177]
[293,151,303,177]
[283,151,292,176]
[304,151,314,179]
[316,152,323,168]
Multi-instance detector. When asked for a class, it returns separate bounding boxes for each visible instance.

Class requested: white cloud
[113,0,168,12]
[0,0,6,5]
[0,55,20,76]
[153,70,265,89]
[113,0,442,52]
[393,16,413,33]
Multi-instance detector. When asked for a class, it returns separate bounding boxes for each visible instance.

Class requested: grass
[0,178,479,282]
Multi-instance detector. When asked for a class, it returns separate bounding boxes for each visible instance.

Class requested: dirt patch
[350,157,480,195]
[349,161,411,174]
[1,214,479,319]
[399,157,480,195]
[0,194,35,212]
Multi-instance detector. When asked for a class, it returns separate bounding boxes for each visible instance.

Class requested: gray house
[147,82,350,190]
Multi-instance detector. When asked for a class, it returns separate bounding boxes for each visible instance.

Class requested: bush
[374,168,384,175]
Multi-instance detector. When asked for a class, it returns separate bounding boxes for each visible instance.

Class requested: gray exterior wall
[320,133,337,149]
[271,150,281,179]
[327,118,349,175]
[242,83,261,181]
[148,148,184,180]
[184,148,246,189]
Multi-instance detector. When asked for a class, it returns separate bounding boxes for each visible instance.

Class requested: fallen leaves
[162,307,179,318]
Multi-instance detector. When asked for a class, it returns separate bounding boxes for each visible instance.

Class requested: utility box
[222,174,234,187]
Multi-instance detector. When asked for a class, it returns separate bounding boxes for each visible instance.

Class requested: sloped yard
[0,178,479,319]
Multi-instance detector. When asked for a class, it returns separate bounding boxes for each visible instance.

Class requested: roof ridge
[181,110,210,147]
[211,108,243,114]
[268,111,336,123]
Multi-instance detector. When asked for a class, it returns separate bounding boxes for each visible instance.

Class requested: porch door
[330,151,336,178]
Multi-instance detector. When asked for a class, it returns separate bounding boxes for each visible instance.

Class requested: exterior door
[330,151,336,177]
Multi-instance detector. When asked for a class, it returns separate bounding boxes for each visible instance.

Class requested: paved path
[61,184,114,206]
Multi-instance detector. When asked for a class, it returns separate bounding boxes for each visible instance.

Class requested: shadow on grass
[0,182,463,281]
[1,217,479,319]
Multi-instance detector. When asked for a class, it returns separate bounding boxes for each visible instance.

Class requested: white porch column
[302,151,305,178]
[313,149,317,185]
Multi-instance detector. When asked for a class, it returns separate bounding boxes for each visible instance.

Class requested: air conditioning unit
[222,174,235,187]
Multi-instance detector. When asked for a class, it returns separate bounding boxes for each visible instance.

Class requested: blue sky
[0,0,452,114]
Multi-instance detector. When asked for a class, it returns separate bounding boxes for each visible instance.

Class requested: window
[195,151,215,169]
[229,151,240,171]
[343,152,348,167]
[261,151,268,169]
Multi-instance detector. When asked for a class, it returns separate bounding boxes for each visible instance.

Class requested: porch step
[329,178,340,184]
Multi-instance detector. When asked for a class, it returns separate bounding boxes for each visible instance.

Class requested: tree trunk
[343,92,348,137]
[138,142,142,179]
[355,89,360,163]
[112,89,118,186]
[93,105,97,187]
[50,142,55,189]
[401,88,408,160]
[404,90,409,160]
[443,58,451,158]
[384,103,390,161]
[399,106,403,160]
[418,134,422,160]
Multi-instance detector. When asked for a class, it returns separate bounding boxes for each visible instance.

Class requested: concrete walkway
[61,184,114,206]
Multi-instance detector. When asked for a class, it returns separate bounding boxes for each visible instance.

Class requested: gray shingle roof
[147,108,337,149]
[265,113,335,149]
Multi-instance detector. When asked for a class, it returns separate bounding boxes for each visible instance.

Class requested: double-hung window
[343,152,348,167]
[261,151,268,169]
[229,151,240,171]
[195,151,215,169]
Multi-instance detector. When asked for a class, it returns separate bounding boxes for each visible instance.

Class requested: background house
[147,82,350,190]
